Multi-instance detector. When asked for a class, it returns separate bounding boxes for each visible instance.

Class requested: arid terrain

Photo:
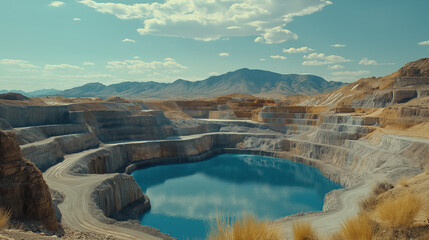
[1,58,429,239]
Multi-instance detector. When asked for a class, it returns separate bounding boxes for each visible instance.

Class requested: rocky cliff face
[91,174,148,218]
[0,131,58,230]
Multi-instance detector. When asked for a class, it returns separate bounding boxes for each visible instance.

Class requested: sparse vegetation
[337,214,374,240]
[359,181,394,212]
[292,221,318,240]
[207,215,283,240]
[372,182,394,196]
[376,192,422,228]
[398,177,409,187]
[359,195,378,212]
[0,208,11,230]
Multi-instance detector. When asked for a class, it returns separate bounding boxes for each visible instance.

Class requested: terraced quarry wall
[1,99,428,238]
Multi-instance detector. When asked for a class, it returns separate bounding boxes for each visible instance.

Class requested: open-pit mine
[1,58,429,239]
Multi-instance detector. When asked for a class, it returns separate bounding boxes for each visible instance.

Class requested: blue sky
[1,0,428,91]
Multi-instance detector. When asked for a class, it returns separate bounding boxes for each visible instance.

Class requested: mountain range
[2,68,345,99]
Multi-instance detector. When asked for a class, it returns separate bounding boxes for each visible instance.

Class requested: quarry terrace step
[20,132,99,171]
[13,123,88,145]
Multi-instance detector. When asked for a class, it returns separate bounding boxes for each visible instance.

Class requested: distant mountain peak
[56,69,345,99]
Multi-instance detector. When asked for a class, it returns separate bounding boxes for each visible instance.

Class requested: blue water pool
[131,154,342,239]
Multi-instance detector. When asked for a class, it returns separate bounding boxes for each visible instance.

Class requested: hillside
[298,58,429,108]
[57,68,344,99]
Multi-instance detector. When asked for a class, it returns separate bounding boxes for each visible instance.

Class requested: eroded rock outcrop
[0,131,58,230]
[91,174,149,218]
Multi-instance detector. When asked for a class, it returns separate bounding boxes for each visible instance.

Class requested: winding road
[44,147,162,240]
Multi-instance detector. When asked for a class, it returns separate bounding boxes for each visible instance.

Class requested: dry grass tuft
[376,192,422,228]
[0,208,11,230]
[292,221,318,240]
[207,214,283,240]
[359,195,378,212]
[360,181,394,212]
[338,214,374,240]
[372,181,394,196]
[398,177,409,187]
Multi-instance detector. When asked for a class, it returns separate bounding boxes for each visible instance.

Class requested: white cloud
[330,70,371,82]
[83,62,95,66]
[0,59,38,69]
[259,58,266,61]
[418,40,429,46]
[122,38,136,43]
[270,55,287,60]
[358,57,394,66]
[254,27,298,44]
[79,0,331,43]
[359,57,378,65]
[328,64,344,70]
[106,57,187,74]
[49,1,65,7]
[331,43,345,47]
[303,52,351,66]
[133,56,140,59]
[73,18,81,21]
[283,46,314,54]
[44,64,83,71]
[209,72,219,76]
[219,52,229,57]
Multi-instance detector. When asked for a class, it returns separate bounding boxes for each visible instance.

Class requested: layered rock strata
[0,131,58,230]
[92,174,149,218]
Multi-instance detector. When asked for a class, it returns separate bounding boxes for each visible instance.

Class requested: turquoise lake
[131,154,342,239]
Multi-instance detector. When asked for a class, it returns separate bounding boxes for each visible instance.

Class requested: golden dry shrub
[0,208,11,230]
[338,214,373,240]
[207,215,283,240]
[292,221,318,240]
[397,177,409,187]
[376,192,422,228]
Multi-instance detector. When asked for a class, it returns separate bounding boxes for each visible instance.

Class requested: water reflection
[132,154,342,240]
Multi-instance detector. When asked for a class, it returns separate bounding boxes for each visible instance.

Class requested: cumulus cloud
[79,0,331,43]
[83,62,95,66]
[359,57,378,65]
[328,64,344,70]
[219,52,229,57]
[49,1,65,7]
[418,40,429,46]
[331,43,345,47]
[44,64,83,70]
[303,52,351,66]
[73,18,81,21]
[122,38,136,43]
[0,59,38,69]
[259,58,266,61]
[106,57,186,74]
[254,27,298,44]
[283,46,314,54]
[270,55,287,60]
